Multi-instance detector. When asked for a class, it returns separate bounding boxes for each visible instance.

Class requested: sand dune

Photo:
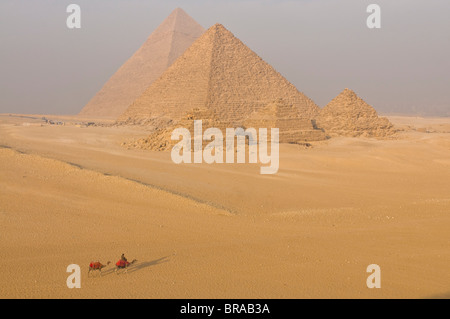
[0,114,449,298]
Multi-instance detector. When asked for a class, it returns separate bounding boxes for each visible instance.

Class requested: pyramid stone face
[317,88,395,138]
[119,27,217,125]
[79,8,205,119]
[205,25,320,123]
[118,24,320,126]
[244,99,327,143]
[124,100,326,152]
[122,107,231,151]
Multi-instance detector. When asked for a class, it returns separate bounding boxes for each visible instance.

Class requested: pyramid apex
[342,88,355,94]
[207,23,230,34]
[161,8,204,35]
[170,7,187,16]
[201,23,235,41]
[170,7,193,20]
[325,88,373,112]
[337,88,358,99]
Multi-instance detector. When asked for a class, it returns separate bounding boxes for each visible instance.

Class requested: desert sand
[0,113,449,299]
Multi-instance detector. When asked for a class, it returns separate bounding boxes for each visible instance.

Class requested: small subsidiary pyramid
[122,107,229,151]
[79,8,205,119]
[317,88,395,137]
[118,23,320,127]
[244,99,326,143]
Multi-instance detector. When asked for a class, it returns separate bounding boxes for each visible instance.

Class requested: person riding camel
[115,254,137,273]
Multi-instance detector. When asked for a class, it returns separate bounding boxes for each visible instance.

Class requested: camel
[88,261,111,277]
[115,259,137,274]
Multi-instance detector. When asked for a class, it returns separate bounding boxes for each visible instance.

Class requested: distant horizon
[0,0,449,117]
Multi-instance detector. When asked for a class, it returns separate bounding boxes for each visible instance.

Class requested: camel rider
[121,254,128,262]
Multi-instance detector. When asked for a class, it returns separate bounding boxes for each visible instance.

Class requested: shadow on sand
[88,256,171,277]
[118,255,171,275]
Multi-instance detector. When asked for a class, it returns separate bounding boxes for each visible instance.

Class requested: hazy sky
[0,0,449,116]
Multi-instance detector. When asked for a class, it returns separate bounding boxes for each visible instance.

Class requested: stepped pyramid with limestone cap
[79,8,205,119]
[317,88,395,138]
[245,99,327,143]
[118,23,320,127]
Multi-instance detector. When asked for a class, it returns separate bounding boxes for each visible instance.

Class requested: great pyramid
[245,99,327,143]
[79,8,205,119]
[118,23,320,127]
[317,88,395,137]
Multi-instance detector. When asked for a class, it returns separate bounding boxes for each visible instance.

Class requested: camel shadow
[88,264,116,277]
[87,256,171,277]
[121,256,171,274]
[96,267,116,277]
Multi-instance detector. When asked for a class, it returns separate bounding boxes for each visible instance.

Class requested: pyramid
[244,99,327,143]
[317,88,395,137]
[123,101,326,152]
[79,8,205,119]
[122,107,230,151]
[118,23,320,126]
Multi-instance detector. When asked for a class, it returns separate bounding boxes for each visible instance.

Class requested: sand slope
[0,114,449,298]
